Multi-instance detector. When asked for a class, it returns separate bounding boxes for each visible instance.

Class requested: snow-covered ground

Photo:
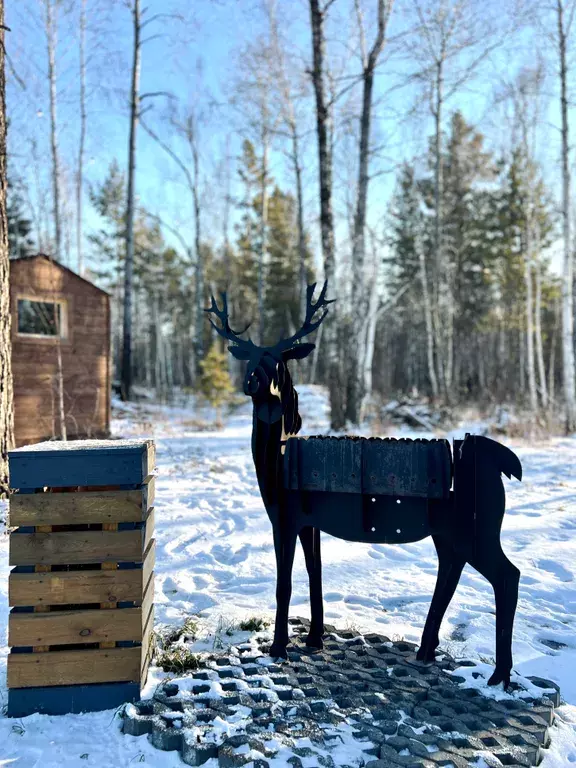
[0,386,575,766]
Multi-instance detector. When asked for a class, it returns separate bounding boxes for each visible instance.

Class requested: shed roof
[11,254,111,296]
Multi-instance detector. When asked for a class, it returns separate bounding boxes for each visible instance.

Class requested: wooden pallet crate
[7,439,156,717]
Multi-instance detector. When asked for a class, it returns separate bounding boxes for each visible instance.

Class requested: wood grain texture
[9,529,144,566]
[9,607,144,647]
[9,478,154,526]
[7,681,140,717]
[10,255,111,448]
[7,646,142,688]
[9,440,155,489]
[140,604,155,687]
[9,539,155,606]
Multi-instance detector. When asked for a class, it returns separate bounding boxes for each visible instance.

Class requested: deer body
[206,283,522,689]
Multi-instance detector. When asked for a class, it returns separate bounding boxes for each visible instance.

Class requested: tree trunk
[191,120,204,372]
[432,59,445,397]
[76,0,87,275]
[534,252,548,409]
[419,245,439,398]
[45,0,62,261]
[524,246,537,414]
[290,124,307,322]
[309,0,343,428]
[346,0,390,425]
[0,4,13,493]
[121,0,141,402]
[557,0,576,431]
[258,121,269,344]
[549,295,560,409]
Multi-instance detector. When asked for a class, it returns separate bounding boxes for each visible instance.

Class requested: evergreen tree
[264,187,313,343]
[387,163,421,286]
[89,160,192,390]
[232,140,314,345]
[198,341,234,427]
[8,177,34,259]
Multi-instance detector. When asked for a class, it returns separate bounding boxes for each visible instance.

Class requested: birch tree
[141,107,204,376]
[44,0,62,261]
[121,0,141,400]
[410,0,503,400]
[346,0,393,424]
[555,0,576,430]
[309,0,343,427]
[0,1,13,493]
[266,11,308,321]
[77,0,87,275]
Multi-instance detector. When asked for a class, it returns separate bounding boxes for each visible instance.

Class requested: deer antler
[278,281,334,350]
[205,293,253,349]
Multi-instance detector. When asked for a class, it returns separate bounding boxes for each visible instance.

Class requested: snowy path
[0,387,575,766]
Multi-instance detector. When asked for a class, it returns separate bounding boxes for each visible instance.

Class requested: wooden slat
[142,539,155,593]
[8,439,154,490]
[9,529,144,566]
[33,529,52,652]
[10,567,141,607]
[140,578,154,630]
[140,604,155,687]
[7,681,140,717]
[9,540,155,606]
[9,607,144,647]
[7,646,142,688]
[143,508,155,554]
[99,523,118,647]
[9,478,154,526]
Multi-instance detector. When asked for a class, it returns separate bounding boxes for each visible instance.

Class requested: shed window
[17,298,67,338]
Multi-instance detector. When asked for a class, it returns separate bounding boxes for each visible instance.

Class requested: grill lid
[283,436,452,499]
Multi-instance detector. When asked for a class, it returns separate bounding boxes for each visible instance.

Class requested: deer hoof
[269,643,288,659]
[305,634,323,650]
[415,647,436,664]
[488,668,511,689]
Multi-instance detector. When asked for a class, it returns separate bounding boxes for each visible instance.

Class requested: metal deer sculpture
[206,283,523,688]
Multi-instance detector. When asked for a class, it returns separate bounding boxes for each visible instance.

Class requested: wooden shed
[10,254,111,447]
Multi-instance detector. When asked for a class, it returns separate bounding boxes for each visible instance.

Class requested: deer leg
[417,536,466,663]
[468,546,520,689]
[299,526,324,649]
[269,526,298,659]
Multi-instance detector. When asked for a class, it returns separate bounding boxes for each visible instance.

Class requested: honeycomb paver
[122,618,560,766]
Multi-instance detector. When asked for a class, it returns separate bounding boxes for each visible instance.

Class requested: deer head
[205,282,334,426]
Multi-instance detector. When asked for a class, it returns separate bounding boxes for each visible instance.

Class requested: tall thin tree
[309,0,344,428]
[0,1,14,493]
[121,0,141,401]
[77,0,87,275]
[556,0,576,430]
[45,0,62,261]
[346,0,393,424]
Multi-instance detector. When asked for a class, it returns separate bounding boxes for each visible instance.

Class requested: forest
[5,0,576,432]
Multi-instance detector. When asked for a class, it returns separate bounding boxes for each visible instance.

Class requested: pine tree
[198,342,234,427]
[264,187,313,344]
[8,177,34,259]
[232,141,314,345]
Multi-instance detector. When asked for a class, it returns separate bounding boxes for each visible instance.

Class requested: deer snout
[244,373,260,396]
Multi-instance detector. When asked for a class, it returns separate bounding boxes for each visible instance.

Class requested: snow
[0,385,575,766]
[9,438,151,452]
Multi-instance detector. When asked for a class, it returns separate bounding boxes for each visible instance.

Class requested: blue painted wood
[8,440,153,490]
[7,681,140,717]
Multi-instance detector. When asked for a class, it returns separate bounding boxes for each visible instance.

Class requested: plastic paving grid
[122,618,560,767]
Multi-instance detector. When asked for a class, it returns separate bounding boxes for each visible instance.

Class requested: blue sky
[6,0,573,280]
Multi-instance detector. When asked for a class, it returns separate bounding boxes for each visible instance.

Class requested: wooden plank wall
[10,256,111,447]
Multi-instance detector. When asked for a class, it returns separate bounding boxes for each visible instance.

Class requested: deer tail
[475,435,522,481]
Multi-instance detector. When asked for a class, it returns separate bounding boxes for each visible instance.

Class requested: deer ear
[229,345,251,360]
[282,343,315,361]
